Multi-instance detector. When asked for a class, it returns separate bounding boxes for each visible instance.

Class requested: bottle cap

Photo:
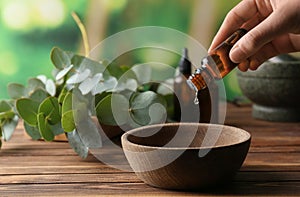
[179,48,191,75]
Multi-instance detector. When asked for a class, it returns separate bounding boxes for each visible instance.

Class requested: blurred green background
[0,0,242,100]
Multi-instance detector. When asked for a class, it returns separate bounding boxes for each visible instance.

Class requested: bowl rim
[121,122,251,150]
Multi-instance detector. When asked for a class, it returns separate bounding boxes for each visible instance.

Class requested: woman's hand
[209,0,300,71]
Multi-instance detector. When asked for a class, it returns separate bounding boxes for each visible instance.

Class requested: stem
[71,11,90,57]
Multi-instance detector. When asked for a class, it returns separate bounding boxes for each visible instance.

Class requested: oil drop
[187,28,247,124]
[194,91,199,105]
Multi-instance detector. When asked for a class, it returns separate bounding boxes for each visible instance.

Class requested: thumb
[230,12,286,63]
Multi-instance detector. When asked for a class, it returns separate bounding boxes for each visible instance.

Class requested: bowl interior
[125,123,250,149]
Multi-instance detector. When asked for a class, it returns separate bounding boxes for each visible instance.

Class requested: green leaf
[156,78,174,95]
[36,75,47,83]
[49,122,64,136]
[55,64,74,81]
[45,79,56,96]
[0,111,15,120]
[92,76,117,95]
[0,101,15,120]
[58,87,68,104]
[132,64,152,84]
[62,92,72,114]
[38,97,60,125]
[130,91,167,126]
[76,116,102,148]
[62,110,75,132]
[29,88,49,103]
[2,116,18,141]
[96,94,129,126]
[67,130,89,159]
[27,78,45,93]
[7,83,26,99]
[0,100,12,112]
[71,55,106,74]
[71,98,101,148]
[24,122,41,140]
[16,98,39,126]
[66,69,91,84]
[94,92,110,106]
[148,102,167,124]
[37,113,54,141]
[78,73,103,95]
[50,47,71,69]
[115,79,138,92]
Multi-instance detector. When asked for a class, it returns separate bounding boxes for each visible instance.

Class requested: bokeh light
[1,0,65,31]
[1,1,31,31]
[0,52,18,75]
[34,0,65,28]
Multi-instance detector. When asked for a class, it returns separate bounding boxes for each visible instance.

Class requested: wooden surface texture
[1,103,300,196]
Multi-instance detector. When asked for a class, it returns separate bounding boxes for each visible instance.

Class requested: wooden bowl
[121,123,251,190]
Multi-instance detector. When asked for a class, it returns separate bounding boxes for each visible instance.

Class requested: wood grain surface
[1,103,300,196]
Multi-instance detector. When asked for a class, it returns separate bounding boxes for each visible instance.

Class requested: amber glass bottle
[173,48,198,122]
[187,28,247,92]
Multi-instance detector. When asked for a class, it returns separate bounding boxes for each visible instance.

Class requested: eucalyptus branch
[71,11,90,57]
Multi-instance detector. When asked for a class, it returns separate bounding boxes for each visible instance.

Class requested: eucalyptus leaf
[72,88,92,111]
[58,87,68,104]
[24,122,41,140]
[62,110,75,132]
[38,97,60,125]
[92,76,117,95]
[76,116,102,148]
[2,116,18,141]
[0,100,12,112]
[71,97,102,148]
[37,113,54,141]
[148,103,167,124]
[7,83,26,99]
[114,79,138,92]
[62,92,72,114]
[55,64,74,81]
[79,73,103,95]
[129,91,167,126]
[66,69,91,84]
[94,92,110,106]
[67,130,89,159]
[156,78,174,95]
[52,69,64,85]
[0,111,15,120]
[27,78,45,93]
[51,47,72,69]
[71,55,106,74]
[45,79,56,96]
[36,75,47,84]
[29,88,49,103]
[49,122,64,136]
[96,94,129,126]
[107,64,130,79]
[132,64,152,84]
[125,79,138,91]
[16,98,39,126]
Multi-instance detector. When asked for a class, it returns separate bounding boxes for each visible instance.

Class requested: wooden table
[1,104,300,196]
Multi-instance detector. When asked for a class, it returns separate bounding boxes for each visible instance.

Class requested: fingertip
[249,59,261,70]
[237,60,250,72]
